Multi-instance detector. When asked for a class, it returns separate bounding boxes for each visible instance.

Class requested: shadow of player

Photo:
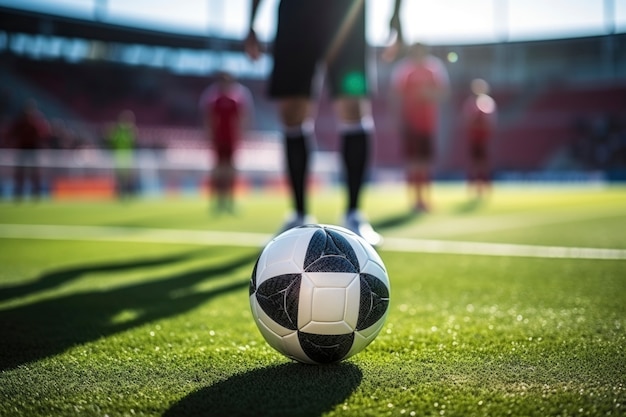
[163,362,363,417]
[371,210,422,232]
[0,251,201,302]
[454,197,486,214]
[0,249,259,371]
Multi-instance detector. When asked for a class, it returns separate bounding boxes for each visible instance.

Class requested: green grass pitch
[0,184,625,417]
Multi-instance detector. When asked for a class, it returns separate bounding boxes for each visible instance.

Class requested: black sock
[341,129,370,213]
[285,132,310,215]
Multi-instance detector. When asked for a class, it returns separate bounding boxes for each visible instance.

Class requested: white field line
[1,224,625,260]
[0,224,272,248]
[381,237,626,260]
[401,207,625,238]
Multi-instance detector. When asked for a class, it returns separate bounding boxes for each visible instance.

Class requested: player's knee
[279,98,310,127]
[335,98,370,123]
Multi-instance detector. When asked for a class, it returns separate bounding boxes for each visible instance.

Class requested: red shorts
[213,143,236,164]
[469,140,488,162]
[403,128,434,162]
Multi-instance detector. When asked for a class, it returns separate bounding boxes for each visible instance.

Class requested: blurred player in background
[6,99,50,201]
[199,71,253,214]
[391,42,449,213]
[244,0,404,246]
[107,109,137,200]
[462,78,497,200]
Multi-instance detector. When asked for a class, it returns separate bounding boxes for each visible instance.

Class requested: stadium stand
[1,5,626,197]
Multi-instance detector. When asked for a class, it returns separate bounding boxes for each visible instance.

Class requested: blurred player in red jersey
[391,42,449,213]
[462,78,497,200]
[244,0,404,246]
[6,99,50,201]
[199,72,253,213]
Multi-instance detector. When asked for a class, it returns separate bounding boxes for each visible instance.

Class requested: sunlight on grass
[0,185,625,416]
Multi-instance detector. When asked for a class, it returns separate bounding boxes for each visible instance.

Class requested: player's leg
[333,97,381,246]
[335,97,370,215]
[269,1,322,231]
[467,141,479,198]
[476,152,491,199]
[13,164,25,202]
[213,164,225,212]
[222,161,237,213]
[325,0,381,245]
[416,137,434,211]
[415,161,431,212]
[276,98,315,228]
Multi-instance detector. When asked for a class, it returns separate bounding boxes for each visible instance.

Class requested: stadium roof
[2,0,625,47]
[0,6,244,50]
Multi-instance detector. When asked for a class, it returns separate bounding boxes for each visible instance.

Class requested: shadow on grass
[371,211,421,232]
[454,197,486,214]
[0,249,259,371]
[164,362,363,417]
[0,251,200,302]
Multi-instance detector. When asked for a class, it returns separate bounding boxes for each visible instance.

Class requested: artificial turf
[0,184,625,416]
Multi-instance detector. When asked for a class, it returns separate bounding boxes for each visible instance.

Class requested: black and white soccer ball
[249,224,390,364]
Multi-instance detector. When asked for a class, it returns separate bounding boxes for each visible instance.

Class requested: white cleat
[277,213,317,235]
[343,211,383,247]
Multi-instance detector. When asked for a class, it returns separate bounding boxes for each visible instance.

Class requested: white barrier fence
[0,146,344,198]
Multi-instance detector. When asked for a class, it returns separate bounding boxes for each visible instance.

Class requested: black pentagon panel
[303,229,328,269]
[249,258,259,296]
[326,229,360,270]
[256,274,302,330]
[356,274,390,330]
[298,331,355,364]
[303,227,360,273]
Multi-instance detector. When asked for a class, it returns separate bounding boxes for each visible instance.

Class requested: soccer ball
[249,224,390,364]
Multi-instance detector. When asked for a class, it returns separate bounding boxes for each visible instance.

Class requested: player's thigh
[326,0,367,98]
[270,2,323,99]
[334,97,370,123]
[278,98,312,127]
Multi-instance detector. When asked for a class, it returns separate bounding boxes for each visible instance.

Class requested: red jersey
[462,94,497,143]
[392,56,449,134]
[8,110,49,149]
[199,83,252,155]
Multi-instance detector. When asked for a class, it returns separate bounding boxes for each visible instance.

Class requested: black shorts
[269,0,368,99]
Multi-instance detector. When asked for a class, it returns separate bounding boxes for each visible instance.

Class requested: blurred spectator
[461,78,497,199]
[6,99,50,201]
[107,109,137,200]
[391,42,450,212]
[198,71,253,214]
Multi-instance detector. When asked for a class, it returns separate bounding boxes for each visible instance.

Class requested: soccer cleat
[343,210,383,247]
[413,201,430,214]
[277,213,317,235]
